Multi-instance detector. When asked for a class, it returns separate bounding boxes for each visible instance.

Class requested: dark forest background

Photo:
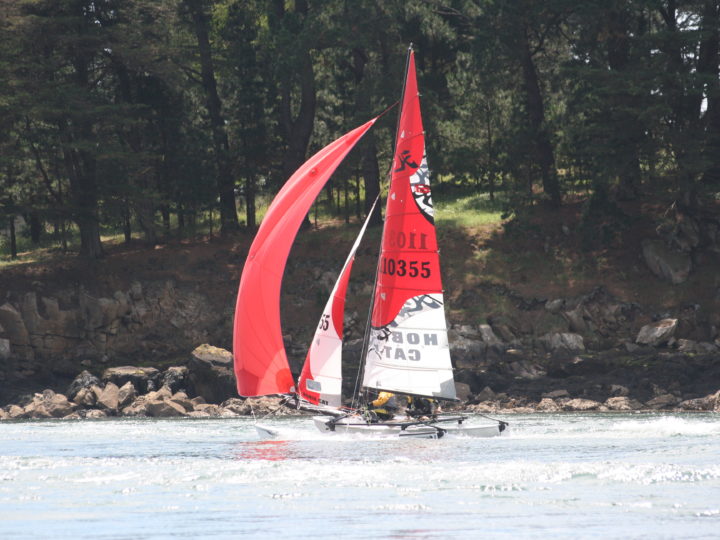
[2,0,720,259]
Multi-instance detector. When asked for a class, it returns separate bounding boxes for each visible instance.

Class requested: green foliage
[2,0,720,259]
[435,187,505,228]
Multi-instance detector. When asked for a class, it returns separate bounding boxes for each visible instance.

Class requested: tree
[181,0,239,234]
[450,0,566,208]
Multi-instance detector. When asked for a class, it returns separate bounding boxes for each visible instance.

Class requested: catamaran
[233,47,507,439]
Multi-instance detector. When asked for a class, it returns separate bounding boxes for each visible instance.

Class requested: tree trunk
[485,102,496,201]
[279,51,317,182]
[246,175,257,229]
[519,22,561,207]
[606,7,642,200]
[658,0,707,195]
[272,0,316,229]
[161,206,171,236]
[186,0,238,235]
[362,131,382,226]
[123,201,132,244]
[349,47,381,225]
[112,57,159,244]
[9,215,17,260]
[57,39,104,259]
[278,48,316,230]
[59,119,104,259]
[700,1,720,188]
[28,212,41,245]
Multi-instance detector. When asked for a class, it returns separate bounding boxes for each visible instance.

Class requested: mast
[355,46,415,404]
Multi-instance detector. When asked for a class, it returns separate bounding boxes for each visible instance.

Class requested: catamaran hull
[312,415,506,439]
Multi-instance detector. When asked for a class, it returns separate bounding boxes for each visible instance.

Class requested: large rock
[66,370,102,400]
[20,389,76,418]
[545,298,565,314]
[220,396,299,416]
[145,385,173,402]
[562,398,602,411]
[45,392,76,417]
[221,398,250,415]
[186,344,237,404]
[96,382,120,412]
[645,393,680,409]
[0,279,224,391]
[192,403,222,416]
[169,391,194,412]
[0,338,10,360]
[121,396,149,417]
[636,319,678,346]
[0,302,33,361]
[6,404,24,418]
[678,390,720,411]
[541,332,585,353]
[161,366,189,394]
[102,366,160,393]
[676,339,718,355]
[475,386,496,402]
[145,398,187,417]
[505,359,545,379]
[72,386,99,407]
[478,324,503,345]
[536,398,561,412]
[448,334,487,368]
[117,381,138,409]
[563,305,590,333]
[454,382,472,402]
[22,400,52,419]
[605,396,644,410]
[642,239,691,284]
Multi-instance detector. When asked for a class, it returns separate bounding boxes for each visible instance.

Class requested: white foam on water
[500,412,720,440]
[2,414,720,539]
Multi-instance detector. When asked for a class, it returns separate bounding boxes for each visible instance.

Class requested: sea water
[1,413,719,539]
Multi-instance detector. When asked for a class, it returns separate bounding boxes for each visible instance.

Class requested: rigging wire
[353,45,415,410]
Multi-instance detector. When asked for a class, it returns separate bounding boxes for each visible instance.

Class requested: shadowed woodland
[1,0,720,260]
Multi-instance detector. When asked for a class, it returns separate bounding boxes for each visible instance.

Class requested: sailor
[406,395,437,419]
[367,392,399,421]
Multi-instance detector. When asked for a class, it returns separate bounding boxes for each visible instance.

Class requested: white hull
[313,415,507,439]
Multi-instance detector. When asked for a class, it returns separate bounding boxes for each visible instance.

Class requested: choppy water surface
[1,413,719,539]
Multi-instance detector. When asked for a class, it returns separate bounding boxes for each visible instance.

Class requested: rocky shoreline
[2,342,719,421]
[1,196,719,420]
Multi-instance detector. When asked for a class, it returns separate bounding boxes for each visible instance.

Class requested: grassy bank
[1,188,718,340]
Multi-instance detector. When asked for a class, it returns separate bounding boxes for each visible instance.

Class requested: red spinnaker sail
[371,51,442,328]
[233,119,377,397]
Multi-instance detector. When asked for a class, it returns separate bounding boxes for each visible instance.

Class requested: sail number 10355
[381,257,431,278]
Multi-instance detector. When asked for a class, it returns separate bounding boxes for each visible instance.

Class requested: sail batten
[233,118,377,398]
[362,49,456,401]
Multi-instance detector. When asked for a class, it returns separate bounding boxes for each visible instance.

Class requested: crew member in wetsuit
[367,392,399,421]
[406,396,437,419]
